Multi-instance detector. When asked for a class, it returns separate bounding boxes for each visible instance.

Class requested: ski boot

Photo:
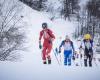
[89,61,92,67]
[43,60,47,64]
[84,59,87,67]
[48,59,51,64]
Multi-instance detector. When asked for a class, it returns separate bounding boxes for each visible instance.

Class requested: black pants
[84,48,93,67]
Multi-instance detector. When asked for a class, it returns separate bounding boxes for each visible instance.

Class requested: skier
[80,34,94,67]
[58,35,75,66]
[74,51,80,66]
[39,22,55,64]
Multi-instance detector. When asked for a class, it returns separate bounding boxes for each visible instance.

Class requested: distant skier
[74,51,80,66]
[80,34,94,67]
[39,23,55,64]
[58,35,75,66]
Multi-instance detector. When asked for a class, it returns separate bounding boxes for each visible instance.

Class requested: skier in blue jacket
[59,35,75,66]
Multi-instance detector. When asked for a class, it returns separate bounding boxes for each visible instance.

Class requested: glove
[48,40,52,44]
[59,50,61,53]
[39,44,42,49]
[72,55,75,60]
[58,48,61,53]
[39,40,42,49]
[72,50,76,60]
[48,38,55,44]
[79,46,82,49]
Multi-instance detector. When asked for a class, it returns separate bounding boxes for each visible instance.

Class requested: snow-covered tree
[60,0,80,20]
[87,0,100,19]
[20,0,47,11]
[0,0,25,61]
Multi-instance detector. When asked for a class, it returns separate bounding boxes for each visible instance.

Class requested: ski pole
[53,49,60,65]
[59,53,62,65]
[55,48,62,64]
[79,48,83,67]
[72,52,77,66]
[93,57,98,67]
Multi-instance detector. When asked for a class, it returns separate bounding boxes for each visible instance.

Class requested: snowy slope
[0,1,100,80]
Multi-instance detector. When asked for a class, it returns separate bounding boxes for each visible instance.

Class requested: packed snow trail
[0,1,100,80]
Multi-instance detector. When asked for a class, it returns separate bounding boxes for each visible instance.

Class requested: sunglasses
[42,26,47,29]
[86,39,89,40]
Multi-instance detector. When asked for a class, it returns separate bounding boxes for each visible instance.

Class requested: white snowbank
[0,1,100,80]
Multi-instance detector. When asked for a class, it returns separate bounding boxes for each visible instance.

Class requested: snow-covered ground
[0,1,100,80]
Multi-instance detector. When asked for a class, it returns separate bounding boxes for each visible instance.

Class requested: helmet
[65,35,70,40]
[84,34,91,39]
[42,23,47,29]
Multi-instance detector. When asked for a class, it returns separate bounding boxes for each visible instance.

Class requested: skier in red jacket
[39,23,55,64]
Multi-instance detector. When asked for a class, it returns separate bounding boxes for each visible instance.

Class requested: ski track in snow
[0,1,100,80]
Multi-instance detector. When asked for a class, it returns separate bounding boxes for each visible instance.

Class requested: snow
[0,1,100,80]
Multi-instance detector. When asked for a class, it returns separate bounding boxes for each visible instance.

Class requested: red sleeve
[39,30,43,40]
[48,29,55,39]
